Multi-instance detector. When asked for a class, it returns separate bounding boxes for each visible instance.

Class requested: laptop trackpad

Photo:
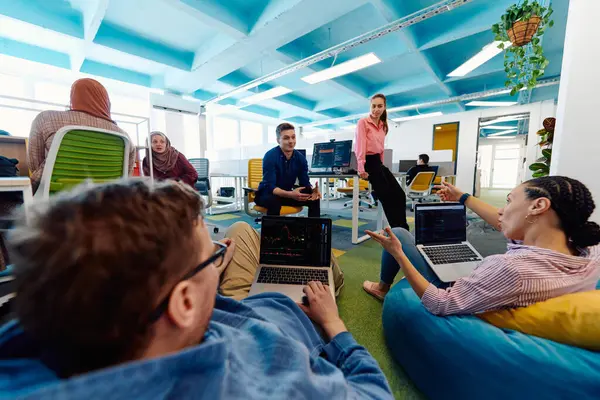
[249,283,306,303]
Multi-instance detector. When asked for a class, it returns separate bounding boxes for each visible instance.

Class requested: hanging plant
[491,0,554,96]
[529,117,555,177]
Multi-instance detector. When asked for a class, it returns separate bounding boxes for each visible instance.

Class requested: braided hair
[524,176,600,248]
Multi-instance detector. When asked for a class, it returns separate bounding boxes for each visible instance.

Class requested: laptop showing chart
[311,140,352,170]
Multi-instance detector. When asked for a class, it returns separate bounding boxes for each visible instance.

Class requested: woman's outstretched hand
[434,181,464,202]
[365,227,404,259]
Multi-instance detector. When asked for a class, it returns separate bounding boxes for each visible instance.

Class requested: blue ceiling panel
[242,104,280,119]
[287,116,313,125]
[0,37,71,70]
[530,84,560,104]
[80,60,152,87]
[386,85,448,108]
[445,70,508,96]
[104,0,215,52]
[0,0,83,38]
[94,22,195,71]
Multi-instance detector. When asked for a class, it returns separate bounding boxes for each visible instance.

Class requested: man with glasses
[1,179,392,399]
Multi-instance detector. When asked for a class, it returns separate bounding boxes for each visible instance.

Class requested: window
[34,82,71,104]
[182,114,201,158]
[0,107,39,137]
[240,120,263,146]
[111,94,149,117]
[117,122,140,147]
[267,125,278,144]
[212,117,238,149]
[0,74,26,98]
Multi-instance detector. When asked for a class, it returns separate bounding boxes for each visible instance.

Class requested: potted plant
[529,117,555,177]
[491,0,554,95]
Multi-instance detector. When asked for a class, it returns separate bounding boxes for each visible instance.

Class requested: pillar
[550,0,600,222]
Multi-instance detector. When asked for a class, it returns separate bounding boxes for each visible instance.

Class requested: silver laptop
[415,203,483,282]
[249,216,335,302]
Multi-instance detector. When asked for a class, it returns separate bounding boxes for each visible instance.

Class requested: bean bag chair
[382,280,600,399]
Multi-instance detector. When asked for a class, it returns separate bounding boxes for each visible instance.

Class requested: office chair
[338,178,376,210]
[406,171,436,211]
[243,158,302,221]
[36,126,131,199]
[189,158,218,234]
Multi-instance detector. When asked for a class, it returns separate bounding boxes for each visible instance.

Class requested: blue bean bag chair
[382,280,600,399]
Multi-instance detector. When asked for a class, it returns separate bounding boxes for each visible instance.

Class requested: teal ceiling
[0,0,567,126]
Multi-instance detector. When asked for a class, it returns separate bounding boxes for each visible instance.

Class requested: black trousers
[255,192,320,218]
[365,155,409,230]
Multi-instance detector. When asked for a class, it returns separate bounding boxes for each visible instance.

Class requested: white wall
[386,100,556,193]
[551,0,600,222]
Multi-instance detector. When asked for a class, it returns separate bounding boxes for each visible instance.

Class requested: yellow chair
[338,178,376,209]
[243,158,302,218]
[406,171,436,210]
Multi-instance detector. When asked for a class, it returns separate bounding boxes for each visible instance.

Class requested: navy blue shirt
[258,146,311,196]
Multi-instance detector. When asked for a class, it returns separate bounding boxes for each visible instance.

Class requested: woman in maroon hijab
[142,131,198,187]
[28,78,135,193]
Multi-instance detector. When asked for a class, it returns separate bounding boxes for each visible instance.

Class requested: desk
[309,174,385,245]
[209,173,247,210]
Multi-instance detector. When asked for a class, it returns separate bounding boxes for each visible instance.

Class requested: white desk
[309,174,385,245]
[209,173,247,210]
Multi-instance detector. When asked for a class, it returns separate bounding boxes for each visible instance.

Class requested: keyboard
[309,171,334,176]
[422,244,482,265]
[257,267,329,285]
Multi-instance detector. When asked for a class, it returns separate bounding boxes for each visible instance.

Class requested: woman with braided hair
[362,176,600,316]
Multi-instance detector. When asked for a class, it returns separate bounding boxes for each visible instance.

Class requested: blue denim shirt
[0,293,392,399]
[257,146,311,196]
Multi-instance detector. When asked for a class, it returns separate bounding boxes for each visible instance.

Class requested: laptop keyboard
[257,267,329,285]
[422,244,482,265]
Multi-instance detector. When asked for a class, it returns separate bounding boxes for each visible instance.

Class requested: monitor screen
[260,217,331,267]
[398,160,417,173]
[415,204,466,245]
[311,140,352,169]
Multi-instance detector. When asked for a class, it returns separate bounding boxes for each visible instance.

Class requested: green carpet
[336,240,423,399]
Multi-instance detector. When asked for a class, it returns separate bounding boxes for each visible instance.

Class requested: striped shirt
[28,110,135,193]
[421,243,600,316]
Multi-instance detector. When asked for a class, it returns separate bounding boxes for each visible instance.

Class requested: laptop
[249,216,334,302]
[415,203,483,282]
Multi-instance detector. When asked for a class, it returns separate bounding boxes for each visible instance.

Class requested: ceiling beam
[164,0,368,92]
[70,0,110,71]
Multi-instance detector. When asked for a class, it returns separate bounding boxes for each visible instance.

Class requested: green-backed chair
[36,126,131,199]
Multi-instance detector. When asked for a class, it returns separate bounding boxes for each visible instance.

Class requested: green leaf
[532,170,549,178]
[510,87,518,96]
[542,149,552,159]
[498,42,505,50]
[529,162,547,171]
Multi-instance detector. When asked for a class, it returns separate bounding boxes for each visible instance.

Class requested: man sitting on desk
[406,153,435,185]
[255,123,321,217]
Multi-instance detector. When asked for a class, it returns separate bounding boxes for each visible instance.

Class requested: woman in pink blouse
[355,94,408,229]
[363,176,600,316]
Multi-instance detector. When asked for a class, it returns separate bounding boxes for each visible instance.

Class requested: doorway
[475,113,530,202]
[432,122,459,173]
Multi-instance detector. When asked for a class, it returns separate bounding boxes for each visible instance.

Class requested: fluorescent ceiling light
[480,115,529,126]
[435,126,442,130]
[466,101,518,107]
[486,136,518,140]
[448,41,512,77]
[241,86,292,104]
[149,88,165,95]
[392,112,443,122]
[481,125,518,130]
[301,53,381,84]
[487,129,517,137]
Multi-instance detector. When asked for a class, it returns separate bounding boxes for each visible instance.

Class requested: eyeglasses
[148,241,227,323]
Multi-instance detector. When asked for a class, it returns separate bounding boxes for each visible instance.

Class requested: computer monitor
[398,160,417,173]
[311,140,352,169]
[296,149,306,159]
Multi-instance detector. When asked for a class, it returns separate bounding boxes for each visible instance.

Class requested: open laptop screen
[415,204,467,245]
[260,217,331,267]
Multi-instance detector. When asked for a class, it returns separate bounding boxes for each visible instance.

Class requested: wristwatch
[459,193,471,205]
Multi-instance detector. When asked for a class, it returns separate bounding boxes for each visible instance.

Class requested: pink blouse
[354,117,385,174]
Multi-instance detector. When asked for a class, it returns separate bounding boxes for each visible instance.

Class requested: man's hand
[359,171,369,180]
[308,185,322,201]
[365,227,404,259]
[216,238,235,271]
[298,281,347,340]
[289,187,311,202]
